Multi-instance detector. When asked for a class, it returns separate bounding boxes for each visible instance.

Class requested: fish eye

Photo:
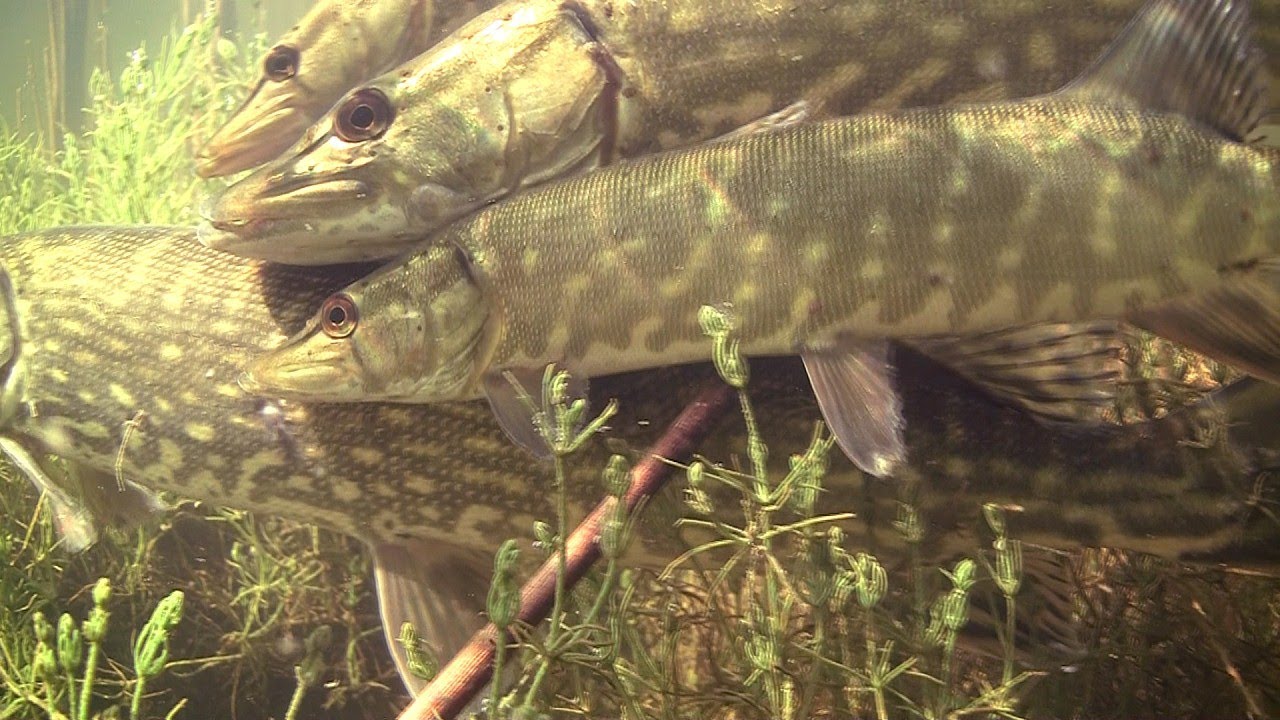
[320,294,358,338]
[334,88,393,143]
[264,46,299,82]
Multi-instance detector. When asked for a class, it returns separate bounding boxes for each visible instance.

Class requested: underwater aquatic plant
[1,10,1278,720]
[0,12,403,720]
[0,578,186,720]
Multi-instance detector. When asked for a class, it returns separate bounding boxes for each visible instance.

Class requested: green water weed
[0,578,186,720]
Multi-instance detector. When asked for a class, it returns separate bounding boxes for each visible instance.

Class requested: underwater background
[0,2,1278,719]
[0,1,311,132]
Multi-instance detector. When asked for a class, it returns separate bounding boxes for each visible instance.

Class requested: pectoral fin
[1129,258,1280,385]
[0,438,166,552]
[372,540,494,695]
[801,341,905,478]
[65,462,168,531]
[482,367,590,459]
[1,437,97,551]
[910,321,1125,424]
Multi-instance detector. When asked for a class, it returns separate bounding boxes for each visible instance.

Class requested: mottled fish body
[2,226,1279,696]
[243,0,1280,478]
[196,0,497,177]
[200,0,1182,264]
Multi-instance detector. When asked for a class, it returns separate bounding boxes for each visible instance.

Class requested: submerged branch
[396,383,735,720]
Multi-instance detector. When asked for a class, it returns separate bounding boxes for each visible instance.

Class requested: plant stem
[1002,595,1017,685]
[522,452,572,705]
[283,670,306,720]
[129,675,146,720]
[78,643,100,720]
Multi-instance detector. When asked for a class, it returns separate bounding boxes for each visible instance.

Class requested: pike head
[198,2,612,264]
[241,244,492,401]
[196,0,472,178]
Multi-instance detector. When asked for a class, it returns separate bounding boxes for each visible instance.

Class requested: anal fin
[0,438,169,553]
[910,321,1125,424]
[1129,259,1280,385]
[372,540,494,696]
[801,341,905,478]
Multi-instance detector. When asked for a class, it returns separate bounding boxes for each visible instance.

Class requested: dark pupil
[268,54,291,75]
[327,306,347,326]
[349,104,375,130]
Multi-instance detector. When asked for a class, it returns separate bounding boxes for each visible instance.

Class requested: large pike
[242,0,1280,478]
[3,226,1278,696]
[196,0,497,178]
[199,0,1185,264]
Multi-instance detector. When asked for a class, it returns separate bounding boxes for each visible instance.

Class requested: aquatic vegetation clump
[0,577,186,720]
[0,12,262,234]
[463,310,1036,719]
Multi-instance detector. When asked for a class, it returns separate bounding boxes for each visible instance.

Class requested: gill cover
[241,245,491,402]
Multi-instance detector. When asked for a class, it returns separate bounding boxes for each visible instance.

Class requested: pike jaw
[199,1,613,265]
[197,79,499,265]
[195,68,325,178]
[240,245,490,402]
[195,0,403,178]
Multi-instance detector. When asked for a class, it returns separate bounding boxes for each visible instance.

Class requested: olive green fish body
[250,100,1279,417]
[1,226,1275,567]
[247,0,1279,477]
[595,0,1141,153]
[0,227,548,550]
[5,226,1280,693]
[201,0,1163,264]
[461,102,1279,375]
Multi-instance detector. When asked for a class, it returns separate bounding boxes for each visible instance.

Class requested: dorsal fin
[1061,0,1269,141]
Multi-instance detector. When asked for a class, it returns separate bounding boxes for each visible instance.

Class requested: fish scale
[2,226,1279,698]
[256,99,1277,421]
[203,0,1195,264]
[200,0,1280,264]
[243,0,1280,482]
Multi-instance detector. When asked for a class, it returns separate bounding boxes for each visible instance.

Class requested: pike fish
[196,0,496,178]
[3,226,1278,697]
[242,0,1280,479]
[199,0,1175,265]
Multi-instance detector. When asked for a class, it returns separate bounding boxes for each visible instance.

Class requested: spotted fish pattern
[353,101,1276,387]
[1,226,1276,571]
[0,227,557,549]
[203,0,1192,264]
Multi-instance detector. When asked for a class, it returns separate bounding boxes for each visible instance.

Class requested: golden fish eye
[320,294,358,338]
[334,88,393,143]
[264,46,299,82]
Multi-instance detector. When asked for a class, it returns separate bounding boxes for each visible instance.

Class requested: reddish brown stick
[397,383,735,720]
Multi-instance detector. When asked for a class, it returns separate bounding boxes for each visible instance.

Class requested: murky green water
[0,1,309,131]
[1,2,1279,719]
